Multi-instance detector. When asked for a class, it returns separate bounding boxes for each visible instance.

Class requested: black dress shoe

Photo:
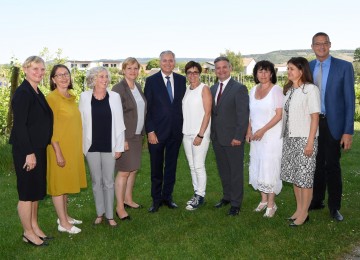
[330,209,344,221]
[148,203,160,213]
[228,206,240,216]
[309,202,325,210]
[289,216,309,227]
[163,200,178,209]
[214,199,230,208]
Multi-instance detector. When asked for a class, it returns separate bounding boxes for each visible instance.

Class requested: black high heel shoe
[39,236,54,241]
[289,216,309,227]
[124,203,142,209]
[116,211,131,221]
[22,235,49,246]
[285,217,296,221]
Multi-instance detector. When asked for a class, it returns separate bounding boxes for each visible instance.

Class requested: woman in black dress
[10,56,53,246]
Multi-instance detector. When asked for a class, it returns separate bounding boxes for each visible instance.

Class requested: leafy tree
[220,49,243,73]
[354,47,360,62]
[353,48,360,77]
[146,59,160,70]
[38,47,67,87]
[305,54,316,61]
[176,61,187,73]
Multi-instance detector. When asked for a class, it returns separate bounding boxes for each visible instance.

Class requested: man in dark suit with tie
[210,56,249,216]
[309,32,355,221]
[144,50,186,213]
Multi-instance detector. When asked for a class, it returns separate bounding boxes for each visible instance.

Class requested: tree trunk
[6,66,20,134]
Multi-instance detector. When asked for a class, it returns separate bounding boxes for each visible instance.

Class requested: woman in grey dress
[112,57,146,220]
[280,57,320,227]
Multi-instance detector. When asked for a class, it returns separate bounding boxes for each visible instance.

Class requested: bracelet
[197,134,204,139]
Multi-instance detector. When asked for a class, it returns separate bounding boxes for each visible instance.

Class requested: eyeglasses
[54,72,70,78]
[313,42,330,47]
[186,71,200,76]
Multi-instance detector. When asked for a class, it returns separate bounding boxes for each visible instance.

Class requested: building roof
[243,57,255,66]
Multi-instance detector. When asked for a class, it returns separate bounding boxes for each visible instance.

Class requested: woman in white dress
[246,60,283,218]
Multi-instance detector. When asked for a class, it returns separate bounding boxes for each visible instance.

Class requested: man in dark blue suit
[144,50,186,212]
[309,32,355,221]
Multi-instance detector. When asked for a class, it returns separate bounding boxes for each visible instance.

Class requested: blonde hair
[85,67,111,89]
[22,56,45,69]
[122,57,140,73]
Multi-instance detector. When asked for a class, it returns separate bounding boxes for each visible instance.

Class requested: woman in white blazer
[280,57,320,227]
[79,67,125,227]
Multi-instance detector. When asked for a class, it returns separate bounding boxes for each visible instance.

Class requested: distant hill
[135,49,354,65]
[243,49,354,64]
[0,50,354,66]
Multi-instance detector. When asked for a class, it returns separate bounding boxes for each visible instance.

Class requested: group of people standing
[247,32,355,226]
[9,32,355,246]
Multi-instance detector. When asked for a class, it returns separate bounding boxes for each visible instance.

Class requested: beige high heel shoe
[254,202,267,212]
[263,204,277,218]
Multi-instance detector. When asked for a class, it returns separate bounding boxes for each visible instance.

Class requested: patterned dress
[280,87,318,188]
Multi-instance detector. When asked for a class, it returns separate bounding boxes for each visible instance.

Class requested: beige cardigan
[282,83,320,137]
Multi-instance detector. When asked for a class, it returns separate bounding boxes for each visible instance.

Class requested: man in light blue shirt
[309,32,355,222]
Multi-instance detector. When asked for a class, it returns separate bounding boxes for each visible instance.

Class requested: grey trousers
[86,152,116,219]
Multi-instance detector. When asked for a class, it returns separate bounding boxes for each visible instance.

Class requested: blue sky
[0,0,359,64]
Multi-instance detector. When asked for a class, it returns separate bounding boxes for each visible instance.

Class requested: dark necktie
[165,76,173,103]
[216,82,223,105]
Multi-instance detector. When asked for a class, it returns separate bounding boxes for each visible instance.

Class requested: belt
[319,114,326,119]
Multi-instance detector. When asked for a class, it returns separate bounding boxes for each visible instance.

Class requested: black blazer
[9,79,53,155]
[144,71,186,142]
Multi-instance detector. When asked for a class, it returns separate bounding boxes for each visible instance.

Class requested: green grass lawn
[0,123,359,259]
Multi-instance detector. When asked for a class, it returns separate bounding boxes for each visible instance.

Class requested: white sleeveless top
[182,82,210,138]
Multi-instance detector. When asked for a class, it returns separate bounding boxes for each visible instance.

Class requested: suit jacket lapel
[123,79,137,107]
[217,78,234,107]
[325,58,335,95]
[211,83,219,112]
[156,71,172,105]
[25,80,50,113]
[173,74,180,102]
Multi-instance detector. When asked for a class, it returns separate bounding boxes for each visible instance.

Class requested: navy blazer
[310,57,355,140]
[210,78,249,146]
[9,79,53,155]
[144,71,186,142]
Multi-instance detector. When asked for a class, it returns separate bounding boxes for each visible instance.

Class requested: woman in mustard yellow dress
[46,64,87,234]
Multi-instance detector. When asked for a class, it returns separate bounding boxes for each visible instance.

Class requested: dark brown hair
[50,64,73,91]
[185,61,202,74]
[283,57,313,95]
[253,60,277,84]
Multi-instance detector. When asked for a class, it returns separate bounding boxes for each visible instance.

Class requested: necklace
[93,91,106,100]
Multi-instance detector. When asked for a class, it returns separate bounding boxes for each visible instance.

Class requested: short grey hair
[159,50,175,60]
[312,32,330,44]
[85,67,111,89]
[214,56,230,65]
